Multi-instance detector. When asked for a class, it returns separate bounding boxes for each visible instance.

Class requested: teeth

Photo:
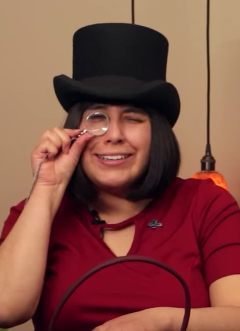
[98,155,129,160]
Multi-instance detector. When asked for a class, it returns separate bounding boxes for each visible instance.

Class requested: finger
[39,129,62,151]
[52,127,75,154]
[64,128,83,137]
[56,128,87,154]
[68,131,93,161]
[40,140,60,160]
[33,132,62,160]
[38,127,75,155]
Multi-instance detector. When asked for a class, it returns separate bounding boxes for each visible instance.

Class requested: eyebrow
[122,106,147,115]
[87,103,147,115]
[87,103,107,110]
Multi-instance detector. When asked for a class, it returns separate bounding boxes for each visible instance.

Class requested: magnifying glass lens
[85,112,109,136]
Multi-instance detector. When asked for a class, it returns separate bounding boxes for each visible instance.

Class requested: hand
[31,127,93,188]
[92,308,170,331]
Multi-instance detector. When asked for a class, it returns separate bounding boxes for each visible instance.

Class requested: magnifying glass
[71,112,109,142]
[24,112,110,206]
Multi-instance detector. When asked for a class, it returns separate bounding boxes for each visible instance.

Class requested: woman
[1,23,240,331]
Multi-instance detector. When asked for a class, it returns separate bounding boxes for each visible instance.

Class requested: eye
[124,116,144,123]
[86,112,107,123]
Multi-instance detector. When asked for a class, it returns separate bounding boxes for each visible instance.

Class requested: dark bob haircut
[63,102,181,204]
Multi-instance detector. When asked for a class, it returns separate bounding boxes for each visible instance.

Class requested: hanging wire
[206,0,211,154]
[131,0,135,24]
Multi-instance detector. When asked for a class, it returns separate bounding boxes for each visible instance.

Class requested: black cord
[131,0,135,24]
[48,256,191,331]
[206,0,211,154]
[90,209,106,225]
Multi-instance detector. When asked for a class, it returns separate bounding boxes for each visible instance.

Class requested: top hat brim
[53,75,180,127]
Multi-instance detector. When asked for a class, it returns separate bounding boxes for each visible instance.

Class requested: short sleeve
[0,199,25,245]
[195,179,240,286]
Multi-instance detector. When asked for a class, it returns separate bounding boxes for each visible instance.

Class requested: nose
[104,118,124,144]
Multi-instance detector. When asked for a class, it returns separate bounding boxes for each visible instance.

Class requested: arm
[0,185,65,328]
[92,276,240,331]
[0,128,92,328]
[166,181,240,331]
[164,275,240,331]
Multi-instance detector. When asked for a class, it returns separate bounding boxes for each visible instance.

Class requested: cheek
[81,152,94,181]
[126,126,151,153]
[80,143,93,171]
[138,127,151,165]
[79,120,84,131]
[79,113,89,131]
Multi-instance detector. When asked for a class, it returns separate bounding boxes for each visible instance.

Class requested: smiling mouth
[96,154,131,160]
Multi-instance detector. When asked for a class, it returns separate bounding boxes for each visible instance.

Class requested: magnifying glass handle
[70,129,87,142]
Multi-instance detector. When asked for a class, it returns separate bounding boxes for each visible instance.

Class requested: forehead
[83,103,148,115]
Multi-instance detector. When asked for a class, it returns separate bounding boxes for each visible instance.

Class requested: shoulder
[168,177,235,205]
[185,178,239,218]
[163,177,240,228]
[51,194,88,234]
[0,194,86,243]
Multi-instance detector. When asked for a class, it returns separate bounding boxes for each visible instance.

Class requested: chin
[94,180,132,194]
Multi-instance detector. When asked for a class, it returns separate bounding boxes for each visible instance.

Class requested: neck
[92,190,152,224]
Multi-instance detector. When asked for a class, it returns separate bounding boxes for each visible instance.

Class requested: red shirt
[1,178,240,331]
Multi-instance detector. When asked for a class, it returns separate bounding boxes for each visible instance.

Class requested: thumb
[68,132,93,162]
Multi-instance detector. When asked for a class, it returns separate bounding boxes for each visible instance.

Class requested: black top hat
[53,23,180,126]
